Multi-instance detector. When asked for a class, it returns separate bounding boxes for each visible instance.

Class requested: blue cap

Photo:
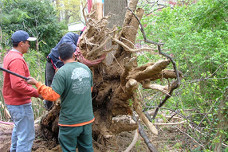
[11,30,37,43]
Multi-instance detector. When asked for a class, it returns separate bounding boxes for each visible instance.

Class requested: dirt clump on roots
[0,123,12,152]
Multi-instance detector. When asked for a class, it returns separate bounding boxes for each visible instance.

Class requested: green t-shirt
[51,62,94,125]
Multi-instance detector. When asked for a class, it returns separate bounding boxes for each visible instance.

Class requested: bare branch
[132,113,158,152]
[154,120,187,125]
[142,81,170,96]
[175,126,206,149]
[125,7,181,121]
[88,36,112,57]
[158,45,180,86]
[123,129,139,152]
[127,7,181,87]
[152,80,179,119]
[112,38,155,52]
[82,2,88,25]
[127,7,163,45]
[133,96,158,135]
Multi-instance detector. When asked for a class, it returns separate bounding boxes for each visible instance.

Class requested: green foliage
[139,0,227,99]
[24,49,46,119]
[55,0,82,24]
[137,0,228,151]
[128,99,133,107]
[0,0,67,55]
[137,52,162,66]
[24,49,46,81]
[192,0,228,31]
[225,147,228,152]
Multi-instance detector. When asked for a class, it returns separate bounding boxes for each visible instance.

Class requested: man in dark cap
[3,30,42,152]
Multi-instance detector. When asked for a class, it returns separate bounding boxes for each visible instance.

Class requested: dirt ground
[0,120,192,152]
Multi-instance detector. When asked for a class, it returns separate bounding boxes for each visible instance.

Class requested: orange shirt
[35,82,94,126]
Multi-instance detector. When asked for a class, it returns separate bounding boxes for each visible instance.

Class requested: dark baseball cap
[11,30,37,43]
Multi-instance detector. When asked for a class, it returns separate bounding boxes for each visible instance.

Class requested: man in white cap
[2,30,42,152]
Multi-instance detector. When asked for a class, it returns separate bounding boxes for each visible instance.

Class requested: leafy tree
[53,0,83,24]
[137,0,228,150]
[0,0,67,55]
[139,0,227,98]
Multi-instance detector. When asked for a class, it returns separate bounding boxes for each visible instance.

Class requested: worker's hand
[26,77,38,85]
[38,94,43,100]
[55,68,59,73]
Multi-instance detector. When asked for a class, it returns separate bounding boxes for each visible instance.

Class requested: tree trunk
[39,0,181,150]
[104,0,127,28]
[55,0,61,22]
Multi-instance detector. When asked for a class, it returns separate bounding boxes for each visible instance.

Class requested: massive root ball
[39,2,181,150]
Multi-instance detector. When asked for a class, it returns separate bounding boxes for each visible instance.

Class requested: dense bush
[137,0,227,151]
[0,0,67,55]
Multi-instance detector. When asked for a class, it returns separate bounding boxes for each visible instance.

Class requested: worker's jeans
[6,103,35,152]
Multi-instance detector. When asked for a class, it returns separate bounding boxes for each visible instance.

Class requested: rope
[0,120,14,125]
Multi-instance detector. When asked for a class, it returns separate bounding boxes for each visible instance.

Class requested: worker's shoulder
[77,62,90,70]
[4,51,23,62]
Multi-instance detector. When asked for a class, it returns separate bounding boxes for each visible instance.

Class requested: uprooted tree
[39,0,181,151]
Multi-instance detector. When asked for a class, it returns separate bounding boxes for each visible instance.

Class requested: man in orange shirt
[27,43,94,152]
[3,30,42,152]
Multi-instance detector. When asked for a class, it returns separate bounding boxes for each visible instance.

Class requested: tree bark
[104,0,127,28]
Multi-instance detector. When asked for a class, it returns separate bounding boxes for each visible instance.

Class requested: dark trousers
[59,123,93,152]
[44,61,55,109]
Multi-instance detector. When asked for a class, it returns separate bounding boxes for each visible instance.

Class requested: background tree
[104,0,127,28]
[0,0,66,55]
[52,0,85,24]
[138,0,227,150]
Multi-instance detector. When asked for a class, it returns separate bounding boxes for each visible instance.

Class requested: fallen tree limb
[0,101,11,119]
[154,120,187,125]
[133,96,158,135]
[133,113,158,152]
[123,129,139,152]
[152,80,179,119]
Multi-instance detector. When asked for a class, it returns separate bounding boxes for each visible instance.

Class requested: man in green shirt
[27,43,94,152]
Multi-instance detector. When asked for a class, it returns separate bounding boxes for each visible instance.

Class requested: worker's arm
[27,77,60,101]
[36,82,60,101]
[8,59,39,97]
